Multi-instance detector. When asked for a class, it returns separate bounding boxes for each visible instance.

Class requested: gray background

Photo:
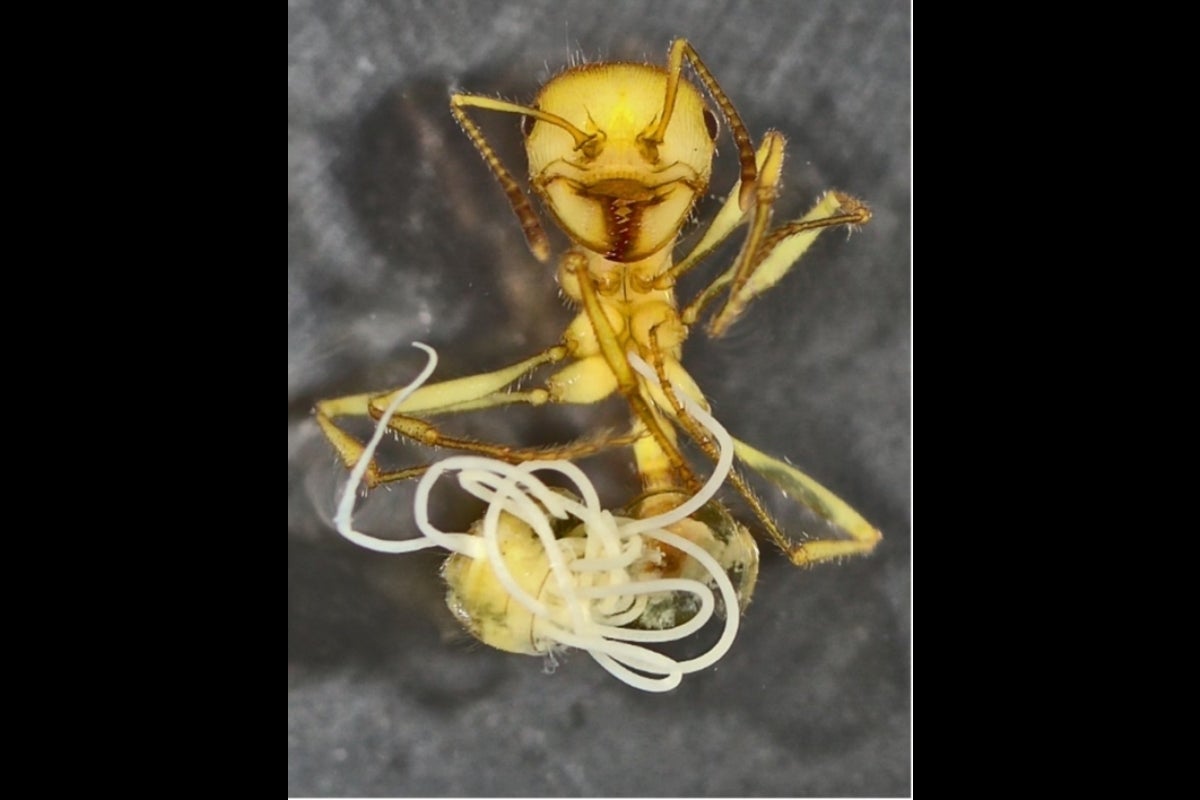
[289,0,910,795]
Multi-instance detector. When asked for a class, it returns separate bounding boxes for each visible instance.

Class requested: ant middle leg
[316,344,632,488]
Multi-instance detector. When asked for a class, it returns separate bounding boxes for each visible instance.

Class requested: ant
[315,39,880,686]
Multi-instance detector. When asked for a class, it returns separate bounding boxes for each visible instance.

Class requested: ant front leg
[654,131,788,294]
[701,189,871,337]
[664,130,871,337]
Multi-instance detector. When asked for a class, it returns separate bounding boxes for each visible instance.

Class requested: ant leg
[652,132,786,291]
[377,408,637,478]
[698,191,871,337]
[319,345,565,421]
[640,326,800,559]
[649,37,787,334]
[732,439,882,567]
[340,419,640,489]
[674,123,871,336]
[660,38,872,336]
[658,128,869,338]
[317,343,640,489]
[642,326,879,565]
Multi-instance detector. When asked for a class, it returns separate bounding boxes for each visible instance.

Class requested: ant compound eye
[702,108,720,140]
[521,109,537,137]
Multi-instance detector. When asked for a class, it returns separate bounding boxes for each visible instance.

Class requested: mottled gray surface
[289,0,910,795]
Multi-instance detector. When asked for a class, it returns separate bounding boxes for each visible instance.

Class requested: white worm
[334,343,741,692]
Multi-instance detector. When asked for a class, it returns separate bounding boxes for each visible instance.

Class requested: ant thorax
[556,248,688,358]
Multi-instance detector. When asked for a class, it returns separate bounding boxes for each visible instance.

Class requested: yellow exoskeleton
[317,40,880,690]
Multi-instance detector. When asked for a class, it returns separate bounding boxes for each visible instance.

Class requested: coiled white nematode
[334,343,740,692]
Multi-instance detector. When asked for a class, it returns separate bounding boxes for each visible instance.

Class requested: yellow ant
[315,39,881,690]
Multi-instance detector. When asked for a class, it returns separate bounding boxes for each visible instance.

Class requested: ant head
[523,63,718,263]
